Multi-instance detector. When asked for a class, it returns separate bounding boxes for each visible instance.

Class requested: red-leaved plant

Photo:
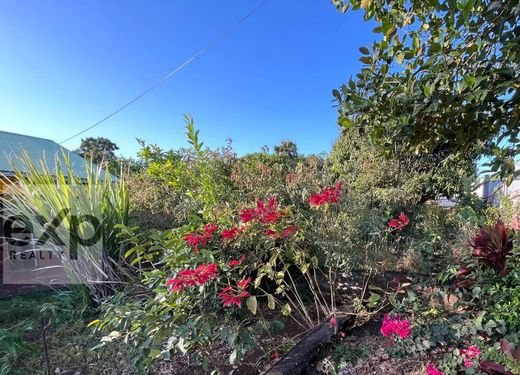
[469,220,513,276]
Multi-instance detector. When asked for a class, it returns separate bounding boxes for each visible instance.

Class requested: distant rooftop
[0,130,92,178]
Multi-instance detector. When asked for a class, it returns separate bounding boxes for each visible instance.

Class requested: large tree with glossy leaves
[331,0,519,182]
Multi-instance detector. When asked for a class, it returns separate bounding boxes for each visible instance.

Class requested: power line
[59,0,271,145]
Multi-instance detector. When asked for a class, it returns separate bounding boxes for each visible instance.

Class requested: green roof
[0,130,95,179]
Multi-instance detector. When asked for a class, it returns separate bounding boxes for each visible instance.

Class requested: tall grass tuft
[0,151,129,302]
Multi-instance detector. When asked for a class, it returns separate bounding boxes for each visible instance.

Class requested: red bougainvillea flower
[388,212,410,231]
[380,313,411,339]
[461,345,481,368]
[239,196,285,224]
[221,227,242,240]
[166,263,218,292]
[426,363,444,375]
[217,277,251,307]
[228,255,245,267]
[183,223,219,253]
[309,182,343,206]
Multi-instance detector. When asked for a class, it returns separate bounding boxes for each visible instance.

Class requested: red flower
[221,227,242,240]
[264,229,278,237]
[228,255,245,267]
[236,277,251,290]
[380,313,411,339]
[329,317,337,329]
[280,225,298,239]
[239,197,284,224]
[309,182,343,206]
[166,263,218,292]
[183,223,219,252]
[388,212,410,230]
[239,208,258,223]
[217,277,251,307]
[271,351,280,360]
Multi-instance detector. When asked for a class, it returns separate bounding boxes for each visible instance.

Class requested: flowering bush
[92,181,366,369]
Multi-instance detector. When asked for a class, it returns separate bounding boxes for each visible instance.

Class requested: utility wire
[59,0,270,145]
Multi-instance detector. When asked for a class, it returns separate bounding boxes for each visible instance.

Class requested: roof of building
[0,130,97,179]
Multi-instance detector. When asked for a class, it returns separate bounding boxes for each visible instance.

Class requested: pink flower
[329,317,337,329]
[460,345,480,367]
[380,313,411,340]
[426,363,443,375]
[228,255,245,267]
[388,212,410,230]
[511,215,520,231]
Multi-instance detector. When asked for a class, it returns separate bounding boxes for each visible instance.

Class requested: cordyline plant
[469,220,512,276]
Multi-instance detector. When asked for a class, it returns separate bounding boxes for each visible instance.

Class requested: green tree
[274,140,299,160]
[331,0,519,181]
[76,137,119,165]
[329,127,476,207]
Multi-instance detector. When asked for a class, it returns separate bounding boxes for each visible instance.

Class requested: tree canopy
[331,0,520,182]
[76,137,119,165]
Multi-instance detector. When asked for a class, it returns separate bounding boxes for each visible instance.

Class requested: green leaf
[267,294,276,310]
[359,46,370,55]
[229,349,237,364]
[281,303,292,316]
[246,296,257,315]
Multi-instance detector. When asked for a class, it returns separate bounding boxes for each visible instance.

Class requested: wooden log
[264,315,356,375]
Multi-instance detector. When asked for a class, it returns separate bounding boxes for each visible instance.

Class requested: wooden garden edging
[264,315,356,375]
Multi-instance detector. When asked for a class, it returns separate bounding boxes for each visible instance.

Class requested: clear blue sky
[0,1,375,158]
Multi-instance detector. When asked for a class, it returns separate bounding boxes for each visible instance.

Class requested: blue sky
[0,1,375,158]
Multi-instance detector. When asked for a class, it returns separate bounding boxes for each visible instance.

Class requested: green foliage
[330,129,476,206]
[0,152,129,301]
[76,136,119,165]
[138,115,238,221]
[385,220,520,374]
[332,0,519,180]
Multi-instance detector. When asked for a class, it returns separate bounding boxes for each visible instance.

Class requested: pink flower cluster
[183,223,219,253]
[309,182,342,206]
[389,212,410,230]
[166,263,218,292]
[511,215,520,231]
[240,197,285,224]
[380,313,412,339]
[217,277,251,307]
[426,363,443,375]
[461,345,480,368]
